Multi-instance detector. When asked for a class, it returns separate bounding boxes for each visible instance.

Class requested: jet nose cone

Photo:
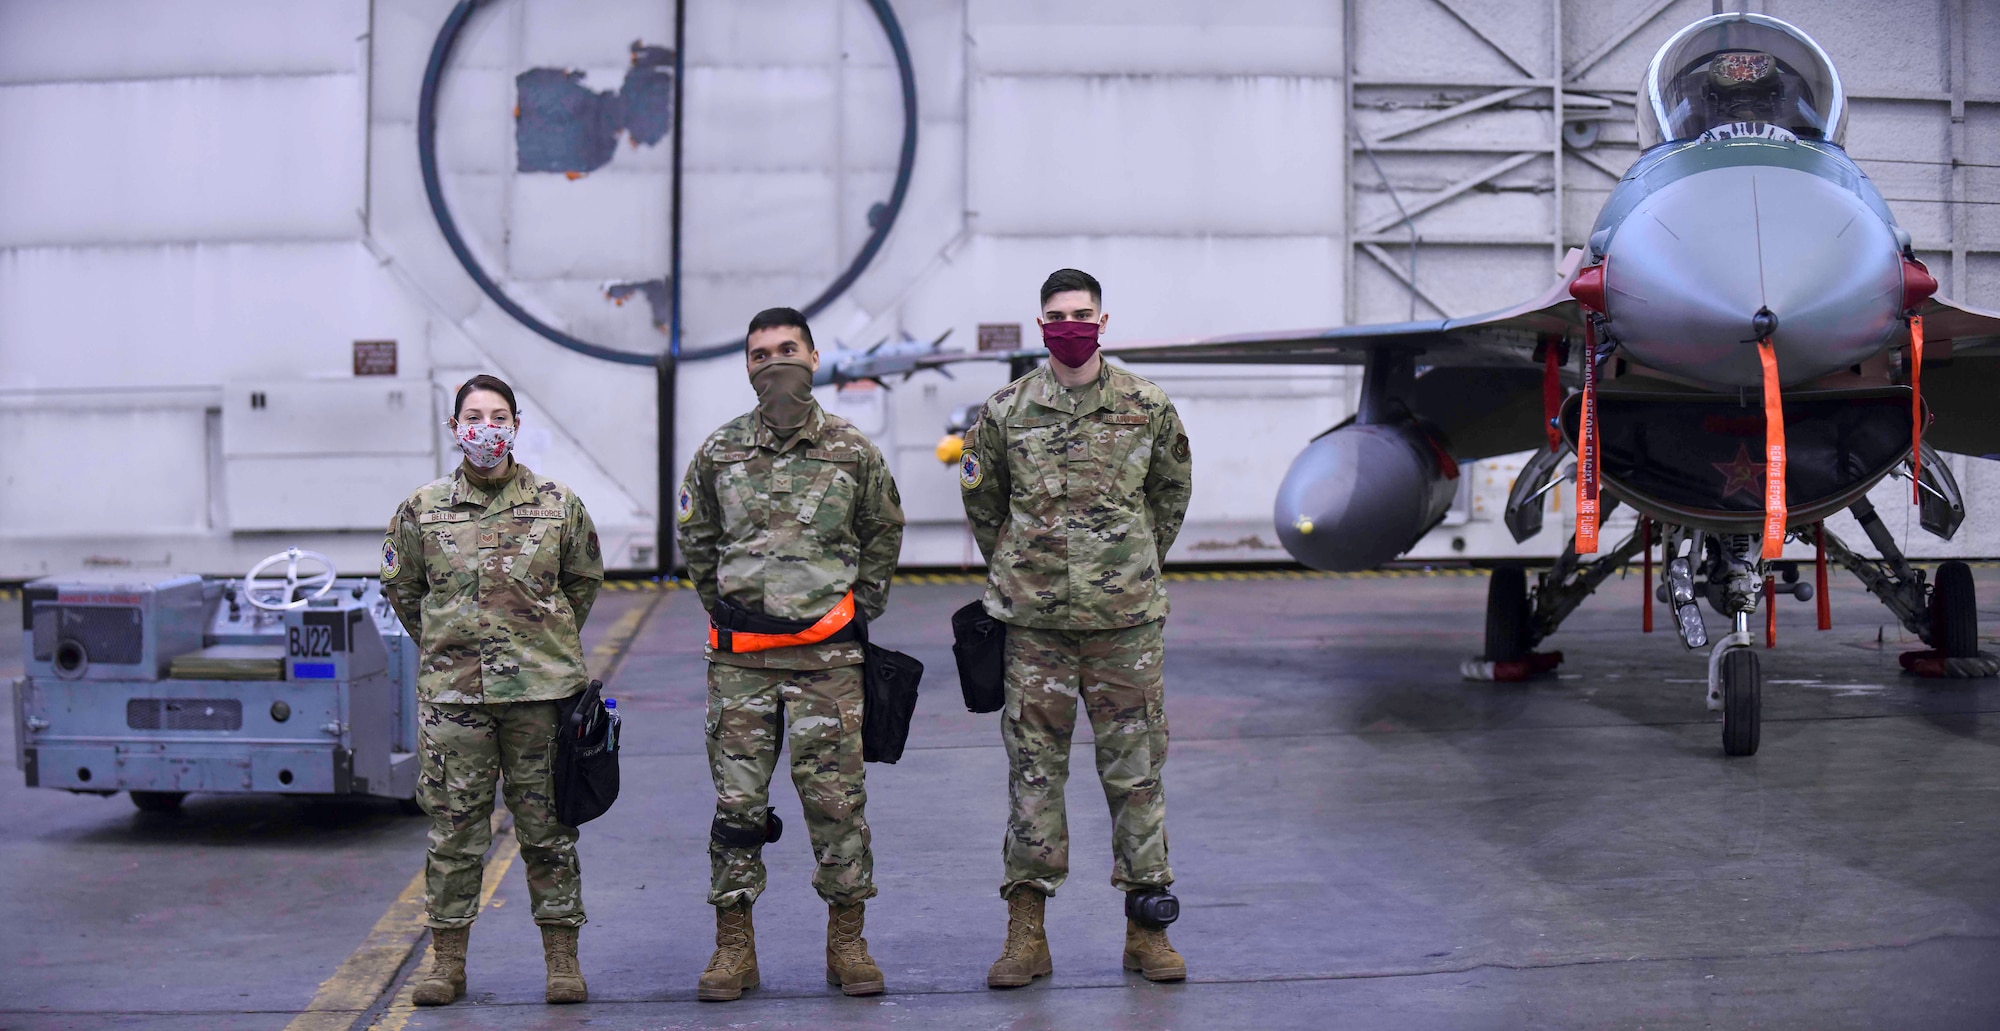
[1604,164,1903,389]
[1750,306,1778,341]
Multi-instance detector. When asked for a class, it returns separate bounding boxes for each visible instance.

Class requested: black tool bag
[855,615,923,764]
[553,679,619,827]
[951,600,1006,713]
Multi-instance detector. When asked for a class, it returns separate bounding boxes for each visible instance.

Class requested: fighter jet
[1094,13,2000,756]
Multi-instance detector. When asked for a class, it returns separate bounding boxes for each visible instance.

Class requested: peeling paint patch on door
[605,278,671,328]
[516,42,675,174]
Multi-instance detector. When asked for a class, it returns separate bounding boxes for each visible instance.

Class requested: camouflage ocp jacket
[959,360,1193,630]
[381,462,604,704]
[676,402,906,670]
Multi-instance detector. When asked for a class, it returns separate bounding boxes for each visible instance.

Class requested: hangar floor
[3,567,1997,1030]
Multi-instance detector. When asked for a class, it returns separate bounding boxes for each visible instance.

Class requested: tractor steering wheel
[243,548,339,611]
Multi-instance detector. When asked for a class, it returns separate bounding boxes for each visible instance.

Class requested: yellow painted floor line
[368,828,523,1031]
[285,811,512,1031]
[279,870,431,1031]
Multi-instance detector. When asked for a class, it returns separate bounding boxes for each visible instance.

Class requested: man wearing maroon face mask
[959,268,1195,987]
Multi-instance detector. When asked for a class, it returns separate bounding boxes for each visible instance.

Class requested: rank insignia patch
[960,450,983,489]
[676,484,695,523]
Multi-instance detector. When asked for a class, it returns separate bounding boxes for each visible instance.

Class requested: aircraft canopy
[1640,13,1846,149]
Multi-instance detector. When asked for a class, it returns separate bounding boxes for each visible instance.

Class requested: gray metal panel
[969,75,1346,237]
[222,380,436,458]
[0,0,366,84]
[969,0,1344,77]
[0,75,365,247]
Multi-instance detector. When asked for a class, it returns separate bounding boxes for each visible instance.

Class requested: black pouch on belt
[951,600,1006,714]
[855,614,924,764]
[554,679,619,827]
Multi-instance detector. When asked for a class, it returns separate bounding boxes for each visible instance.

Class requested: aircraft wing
[1105,249,1587,371]
[1916,294,2000,457]
[1101,250,1588,461]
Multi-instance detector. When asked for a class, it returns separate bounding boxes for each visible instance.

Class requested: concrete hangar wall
[1,0,1996,579]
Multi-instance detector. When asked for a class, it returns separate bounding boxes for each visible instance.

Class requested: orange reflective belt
[1758,337,1787,560]
[708,591,856,653]
[1909,314,1924,504]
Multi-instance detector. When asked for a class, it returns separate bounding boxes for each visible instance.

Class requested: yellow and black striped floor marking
[3,563,1997,602]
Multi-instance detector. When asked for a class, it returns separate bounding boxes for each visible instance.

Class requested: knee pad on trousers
[1126,888,1179,929]
[710,809,784,849]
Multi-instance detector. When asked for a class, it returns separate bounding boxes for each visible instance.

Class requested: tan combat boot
[825,901,885,996]
[411,926,469,1006]
[1123,919,1186,982]
[697,904,759,1002]
[986,888,1052,988]
[540,925,588,1004]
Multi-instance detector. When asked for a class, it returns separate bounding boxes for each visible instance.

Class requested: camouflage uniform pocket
[1092,412,1153,499]
[507,519,562,592]
[417,728,446,817]
[704,689,723,739]
[796,460,858,529]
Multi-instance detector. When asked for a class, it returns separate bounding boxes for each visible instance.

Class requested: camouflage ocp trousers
[418,699,584,929]
[706,662,875,908]
[1001,620,1172,898]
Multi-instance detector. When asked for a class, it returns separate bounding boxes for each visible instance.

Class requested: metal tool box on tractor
[13,549,420,812]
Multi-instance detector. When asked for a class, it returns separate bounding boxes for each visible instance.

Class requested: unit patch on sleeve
[676,484,695,523]
[381,537,399,578]
[959,450,983,490]
[1173,433,1191,462]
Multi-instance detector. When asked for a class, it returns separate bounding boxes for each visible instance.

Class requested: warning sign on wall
[977,324,1021,352]
[353,340,398,376]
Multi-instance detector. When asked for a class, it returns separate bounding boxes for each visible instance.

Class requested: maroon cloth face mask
[1041,319,1101,368]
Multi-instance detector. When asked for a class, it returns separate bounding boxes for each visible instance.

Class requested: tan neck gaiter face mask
[751,358,816,434]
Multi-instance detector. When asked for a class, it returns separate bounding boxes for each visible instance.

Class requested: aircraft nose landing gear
[1702,537,1767,756]
[1709,610,1760,756]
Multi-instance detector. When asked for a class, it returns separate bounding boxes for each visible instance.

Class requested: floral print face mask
[454,422,516,470]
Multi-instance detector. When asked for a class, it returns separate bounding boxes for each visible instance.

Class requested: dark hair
[454,374,517,419]
[1039,268,1101,307]
[746,307,815,352]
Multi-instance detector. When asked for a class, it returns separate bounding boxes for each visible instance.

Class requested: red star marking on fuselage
[1714,443,1765,502]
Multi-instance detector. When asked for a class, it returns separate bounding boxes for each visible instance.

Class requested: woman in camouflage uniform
[381,374,605,1006]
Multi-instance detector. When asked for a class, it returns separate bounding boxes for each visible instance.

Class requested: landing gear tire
[1485,565,1531,662]
[1720,648,1761,757]
[1930,560,1979,659]
[130,791,187,813]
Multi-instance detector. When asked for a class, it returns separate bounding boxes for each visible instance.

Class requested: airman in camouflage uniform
[677,307,906,1000]
[959,269,1193,986]
[382,375,603,1006]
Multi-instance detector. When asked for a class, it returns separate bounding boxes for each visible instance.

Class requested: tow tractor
[13,549,420,812]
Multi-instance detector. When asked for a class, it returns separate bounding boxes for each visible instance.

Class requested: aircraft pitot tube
[1273,424,1457,572]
